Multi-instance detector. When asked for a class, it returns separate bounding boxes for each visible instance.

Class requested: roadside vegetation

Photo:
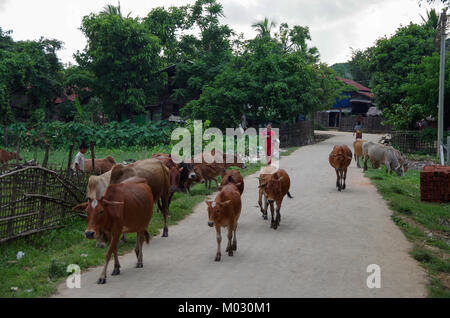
[364,166,450,298]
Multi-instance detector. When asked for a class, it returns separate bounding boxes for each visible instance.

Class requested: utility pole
[437,8,447,162]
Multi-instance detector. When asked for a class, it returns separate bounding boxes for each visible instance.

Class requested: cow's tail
[144,231,151,244]
[287,191,294,199]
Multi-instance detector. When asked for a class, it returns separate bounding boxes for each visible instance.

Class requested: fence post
[90,142,96,174]
[447,136,450,165]
[15,138,21,165]
[4,127,8,147]
[42,143,50,168]
[67,145,74,172]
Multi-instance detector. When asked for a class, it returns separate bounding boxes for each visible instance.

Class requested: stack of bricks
[420,165,450,203]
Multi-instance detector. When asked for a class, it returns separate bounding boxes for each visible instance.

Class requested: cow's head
[169,166,183,193]
[73,198,123,240]
[261,173,283,204]
[205,200,231,227]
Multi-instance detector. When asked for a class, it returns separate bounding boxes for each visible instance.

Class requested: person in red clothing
[261,123,277,165]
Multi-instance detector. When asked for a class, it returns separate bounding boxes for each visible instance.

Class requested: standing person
[354,120,363,140]
[261,123,278,165]
[73,143,89,172]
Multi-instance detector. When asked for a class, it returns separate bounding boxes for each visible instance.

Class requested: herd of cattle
[329,138,408,192]
[1,136,407,285]
[70,150,293,284]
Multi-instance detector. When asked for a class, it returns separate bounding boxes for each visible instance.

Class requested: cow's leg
[274,201,282,229]
[232,223,238,251]
[356,155,361,168]
[161,196,169,237]
[98,234,119,284]
[363,155,369,171]
[258,188,264,214]
[342,169,347,190]
[112,252,120,276]
[226,225,234,256]
[335,169,340,190]
[120,234,127,243]
[263,194,268,220]
[269,201,275,229]
[215,226,222,262]
[136,232,145,268]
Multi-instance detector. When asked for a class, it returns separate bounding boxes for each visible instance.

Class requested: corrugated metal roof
[336,77,371,92]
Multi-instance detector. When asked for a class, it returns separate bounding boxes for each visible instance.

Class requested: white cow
[363,142,405,176]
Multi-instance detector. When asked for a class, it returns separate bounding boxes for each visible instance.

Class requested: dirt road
[54,131,427,298]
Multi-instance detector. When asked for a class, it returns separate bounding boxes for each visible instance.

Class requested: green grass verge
[364,164,450,298]
[0,143,289,298]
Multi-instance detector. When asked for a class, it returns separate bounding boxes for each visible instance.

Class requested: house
[315,77,377,129]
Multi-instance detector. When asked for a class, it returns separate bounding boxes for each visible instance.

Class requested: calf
[353,140,367,168]
[258,169,292,230]
[257,166,278,218]
[152,153,184,201]
[193,163,225,190]
[73,178,154,284]
[363,142,404,176]
[219,170,244,195]
[329,145,352,192]
[205,184,242,262]
[0,149,22,164]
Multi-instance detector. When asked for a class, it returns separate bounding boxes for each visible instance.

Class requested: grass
[0,143,295,298]
[364,163,450,298]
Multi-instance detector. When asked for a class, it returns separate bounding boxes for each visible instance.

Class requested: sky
[0,0,446,66]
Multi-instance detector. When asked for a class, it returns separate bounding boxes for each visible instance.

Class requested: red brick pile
[420,165,450,203]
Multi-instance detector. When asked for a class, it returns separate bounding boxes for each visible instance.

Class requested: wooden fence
[279,121,314,147]
[339,116,392,133]
[0,165,89,243]
[390,131,437,154]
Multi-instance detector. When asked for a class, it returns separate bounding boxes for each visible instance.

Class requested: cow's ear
[220,200,232,207]
[102,200,124,208]
[72,202,89,212]
[205,200,213,207]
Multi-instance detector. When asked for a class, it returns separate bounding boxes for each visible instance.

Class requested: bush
[0,120,178,149]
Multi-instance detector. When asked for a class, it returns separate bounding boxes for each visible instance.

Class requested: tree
[76,4,162,120]
[368,23,436,109]
[384,53,450,130]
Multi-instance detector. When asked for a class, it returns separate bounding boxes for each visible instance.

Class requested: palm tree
[252,18,277,38]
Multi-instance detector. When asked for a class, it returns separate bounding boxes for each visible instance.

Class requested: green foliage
[383,53,450,130]
[369,23,436,110]
[181,21,346,128]
[0,28,64,124]
[76,4,162,120]
[0,121,177,149]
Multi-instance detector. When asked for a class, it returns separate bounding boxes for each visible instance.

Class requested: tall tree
[76,4,162,120]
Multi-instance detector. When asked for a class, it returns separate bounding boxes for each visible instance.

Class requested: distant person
[73,143,89,172]
[354,121,363,139]
[261,123,279,165]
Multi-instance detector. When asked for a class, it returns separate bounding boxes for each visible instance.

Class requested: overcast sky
[0,0,446,66]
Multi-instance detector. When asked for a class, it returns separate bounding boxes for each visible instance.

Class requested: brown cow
[205,183,242,262]
[73,178,154,284]
[353,140,367,168]
[258,169,292,230]
[193,163,225,190]
[151,153,184,195]
[110,159,171,237]
[329,145,352,192]
[219,170,244,195]
[0,149,22,164]
[71,156,116,174]
[257,166,278,218]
